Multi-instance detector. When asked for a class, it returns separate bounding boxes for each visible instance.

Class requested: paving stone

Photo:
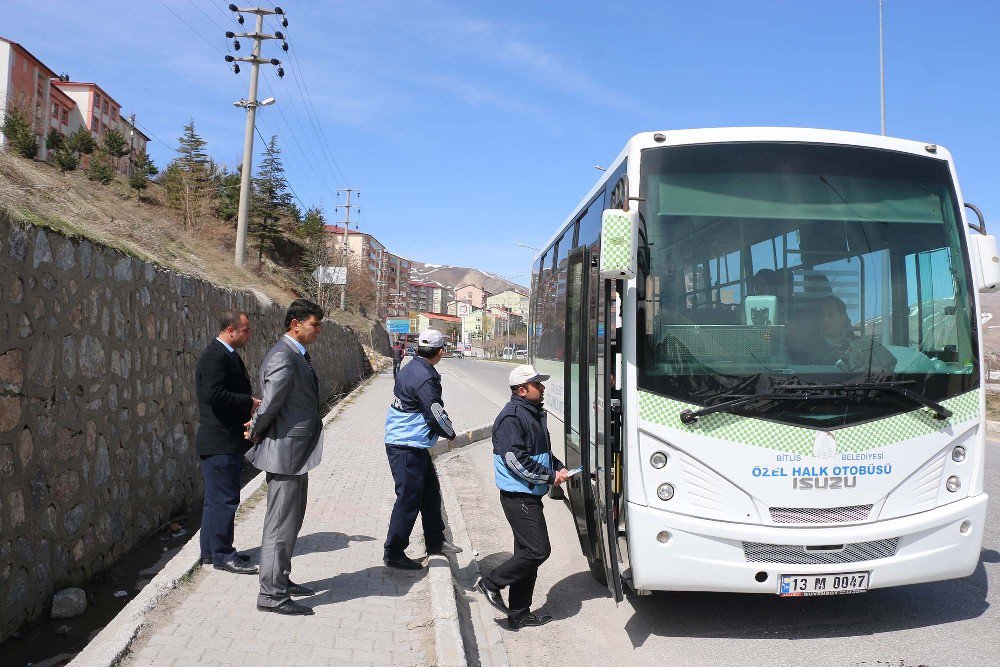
[126,371,474,665]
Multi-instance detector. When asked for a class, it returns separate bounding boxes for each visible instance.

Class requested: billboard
[312,266,347,285]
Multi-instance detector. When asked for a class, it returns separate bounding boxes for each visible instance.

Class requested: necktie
[303,350,313,369]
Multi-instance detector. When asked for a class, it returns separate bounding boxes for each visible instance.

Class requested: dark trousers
[483,492,551,619]
[392,361,401,378]
[199,453,243,566]
[258,472,309,607]
[384,445,445,559]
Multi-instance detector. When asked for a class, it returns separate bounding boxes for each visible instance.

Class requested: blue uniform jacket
[384,356,449,448]
[492,396,564,495]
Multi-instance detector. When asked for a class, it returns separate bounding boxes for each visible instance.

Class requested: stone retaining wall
[0,214,373,641]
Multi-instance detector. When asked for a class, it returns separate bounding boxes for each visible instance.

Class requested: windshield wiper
[678,380,952,426]
[679,390,819,425]
[773,380,952,420]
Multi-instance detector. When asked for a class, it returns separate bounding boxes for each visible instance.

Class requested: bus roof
[535,127,953,263]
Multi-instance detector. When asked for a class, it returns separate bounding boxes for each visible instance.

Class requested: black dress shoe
[214,560,259,574]
[287,582,314,596]
[427,540,463,556]
[508,612,553,629]
[257,600,314,616]
[203,553,251,565]
[476,578,509,614]
[383,555,424,570]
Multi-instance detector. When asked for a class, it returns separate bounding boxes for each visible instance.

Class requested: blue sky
[5,1,999,283]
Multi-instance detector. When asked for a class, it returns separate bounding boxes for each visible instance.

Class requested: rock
[114,590,127,598]
[56,624,71,635]
[79,240,92,277]
[94,442,110,487]
[51,470,80,503]
[8,489,25,526]
[18,427,32,466]
[64,504,85,535]
[9,276,23,304]
[62,335,77,378]
[79,336,105,378]
[0,348,23,391]
[33,229,52,268]
[114,257,132,281]
[0,445,13,477]
[28,336,54,387]
[56,239,76,271]
[27,468,48,509]
[9,227,28,261]
[0,396,22,432]
[18,312,31,338]
[51,588,87,618]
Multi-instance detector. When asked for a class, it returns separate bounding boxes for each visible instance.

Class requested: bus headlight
[650,452,668,469]
[657,483,675,501]
[946,476,961,493]
[952,446,966,462]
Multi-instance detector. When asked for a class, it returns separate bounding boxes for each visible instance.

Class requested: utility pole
[127,114,136,176]
[334,188,360,310]
[225,4,288,268]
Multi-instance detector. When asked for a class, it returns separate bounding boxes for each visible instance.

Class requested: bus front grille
[769,504,873,524]
[743,538,899,565]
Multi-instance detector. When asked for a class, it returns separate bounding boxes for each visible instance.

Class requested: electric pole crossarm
[227,56,283,65]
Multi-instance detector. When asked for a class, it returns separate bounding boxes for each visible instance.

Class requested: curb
[437,452,511,667]
[987,419,1000,437]
[69,367,387,667]
[422,422,492,667]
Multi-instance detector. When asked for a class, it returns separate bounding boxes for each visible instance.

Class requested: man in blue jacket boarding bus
[383,329,462,569]
[477,364,569,629]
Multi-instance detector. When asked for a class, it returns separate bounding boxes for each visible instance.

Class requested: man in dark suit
[245,299,325,616]
[196,310,260,575]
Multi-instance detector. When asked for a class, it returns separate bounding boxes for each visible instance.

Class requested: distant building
[486,289,529,317]
[455,284,490,308]
[0,35,149,172]
[326,226,411,318]
[408,281,452,315]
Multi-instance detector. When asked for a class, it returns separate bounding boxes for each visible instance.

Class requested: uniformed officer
[383,329,462,569]
[476,364,568,629]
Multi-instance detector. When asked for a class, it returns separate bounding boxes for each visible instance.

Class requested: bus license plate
[779,571,870,596]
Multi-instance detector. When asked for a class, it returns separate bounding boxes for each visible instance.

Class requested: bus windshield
[636,142,978,428]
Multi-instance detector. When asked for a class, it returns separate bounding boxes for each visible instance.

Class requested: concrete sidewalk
[121,365,497,666]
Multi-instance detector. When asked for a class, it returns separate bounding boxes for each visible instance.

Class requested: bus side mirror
[599,209,639,280]
[970,233,1000,293]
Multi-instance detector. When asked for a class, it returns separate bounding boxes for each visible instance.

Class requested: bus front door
[595,279,625,602]
[564,246,604,578]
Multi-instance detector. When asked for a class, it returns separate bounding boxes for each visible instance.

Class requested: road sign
[312,266,347,285]
[456,301,472,317]
[386,318,410,334]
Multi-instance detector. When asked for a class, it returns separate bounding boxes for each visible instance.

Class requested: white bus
[529,128,1000,601]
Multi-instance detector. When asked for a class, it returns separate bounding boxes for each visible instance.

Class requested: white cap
[418,329,446,348]
[508,364,549,386]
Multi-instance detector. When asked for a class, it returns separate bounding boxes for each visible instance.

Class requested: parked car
[515,349,528,359]
[405,345,416,356]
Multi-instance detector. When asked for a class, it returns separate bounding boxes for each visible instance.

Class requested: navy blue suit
[195,338,254,565]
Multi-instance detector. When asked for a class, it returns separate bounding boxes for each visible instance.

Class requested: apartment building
[454,284,490,308]
[325,225,411,318]
[486,288,529,317]
[0,36,149,173]
[408,281,453,315]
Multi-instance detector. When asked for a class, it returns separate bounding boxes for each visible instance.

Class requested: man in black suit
[196,309,260,574]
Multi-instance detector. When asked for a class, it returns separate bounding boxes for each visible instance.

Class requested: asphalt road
[438,359,1000,667]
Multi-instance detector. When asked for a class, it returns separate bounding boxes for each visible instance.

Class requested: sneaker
[508,612,553,629]
[475,577,509,615]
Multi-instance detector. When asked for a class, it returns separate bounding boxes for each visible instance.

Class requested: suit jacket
[195,339,254,456]
[245,336,323,475]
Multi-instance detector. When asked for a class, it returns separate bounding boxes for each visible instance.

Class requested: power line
[154,0,225,56]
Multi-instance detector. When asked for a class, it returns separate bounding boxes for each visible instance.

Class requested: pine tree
[101,128,130,171]
[250,135,292,266]
[67,127,96,156]
[52,147,79,173]
[162,119,215,228]
[2,107,38,158]
[85,149,115,184]
[45,128,65,151]
[214,167,242,222]
[128,151,158,201]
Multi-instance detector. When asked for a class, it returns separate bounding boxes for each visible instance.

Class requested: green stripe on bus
[638,390,979,454]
